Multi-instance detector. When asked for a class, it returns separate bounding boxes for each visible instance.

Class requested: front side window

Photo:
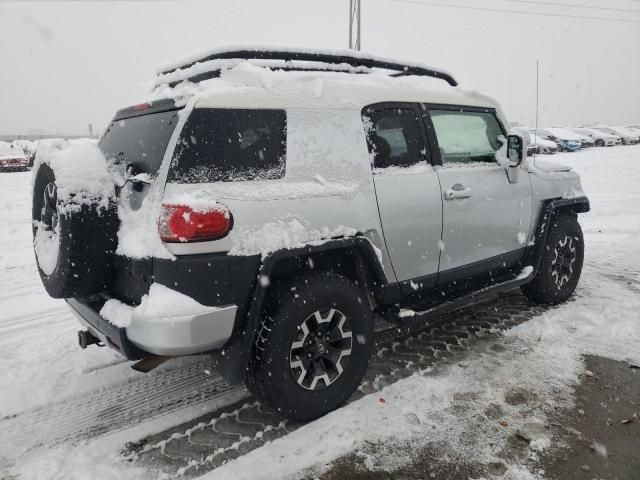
[169,108,286,183]
[363,108,425,169]
[429,109,504,164]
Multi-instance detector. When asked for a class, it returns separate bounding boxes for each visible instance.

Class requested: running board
[380,270,534,325]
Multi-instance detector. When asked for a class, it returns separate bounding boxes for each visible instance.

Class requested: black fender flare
[523,196,590,276]
[212,236,390,384]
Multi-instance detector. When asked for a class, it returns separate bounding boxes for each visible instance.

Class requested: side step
[379,269,534,325]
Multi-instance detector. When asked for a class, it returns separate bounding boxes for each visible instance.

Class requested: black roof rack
[157,48,458,88]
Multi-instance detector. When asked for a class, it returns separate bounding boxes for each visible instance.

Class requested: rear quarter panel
[161,108,396,282]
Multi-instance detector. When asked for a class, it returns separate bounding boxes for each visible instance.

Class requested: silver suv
[32,47,589,421]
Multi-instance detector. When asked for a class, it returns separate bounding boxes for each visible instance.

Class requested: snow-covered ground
[1,145,639,479]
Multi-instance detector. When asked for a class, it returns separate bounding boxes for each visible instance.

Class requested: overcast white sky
[0,0,639,135]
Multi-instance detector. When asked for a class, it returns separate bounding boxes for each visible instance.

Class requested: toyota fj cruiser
[32,47,589,421]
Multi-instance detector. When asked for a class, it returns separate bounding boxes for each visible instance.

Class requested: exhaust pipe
[132,356,171,373]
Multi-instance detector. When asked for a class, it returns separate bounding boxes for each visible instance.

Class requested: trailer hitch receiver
[78,329,102,349]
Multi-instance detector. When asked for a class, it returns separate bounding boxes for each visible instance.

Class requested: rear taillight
[159,204,232,243]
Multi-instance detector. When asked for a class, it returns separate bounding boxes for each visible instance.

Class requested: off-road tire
[32,163,118,298]
[245,272,374,421]
[522,213,584,305]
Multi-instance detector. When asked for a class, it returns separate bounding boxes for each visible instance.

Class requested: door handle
[444,184,472,200]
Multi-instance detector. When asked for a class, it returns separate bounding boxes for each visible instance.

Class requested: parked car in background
[623,125,640,138]
[612,126,640,144]
[571,128,618,147]
[0,142,29,172]
[547,127,593,148]
[534,128,581,152]
[593,126,639,145]
[521,128,557,154]
[567,131,595,148]
[11,139,38,167]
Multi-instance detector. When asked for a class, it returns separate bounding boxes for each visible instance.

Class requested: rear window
[168,108,287,183]
[99,110,179,176]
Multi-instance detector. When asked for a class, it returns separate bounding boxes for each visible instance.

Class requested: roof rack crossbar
[158,49,458,87]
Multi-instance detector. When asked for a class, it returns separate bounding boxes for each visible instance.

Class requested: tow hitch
[78,329,102,349]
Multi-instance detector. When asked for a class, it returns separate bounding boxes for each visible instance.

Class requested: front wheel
[522,214,584,305]
[595,139,605,147]
[246,272,374,421]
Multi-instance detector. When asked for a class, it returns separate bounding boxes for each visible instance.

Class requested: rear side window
[429,109,503,164]
[100,110,179,176]
[168,109,286,183]
[363,108,425,169]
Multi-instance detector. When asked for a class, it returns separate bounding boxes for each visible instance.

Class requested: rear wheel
[246,272,374,421]
[522,214,584,305]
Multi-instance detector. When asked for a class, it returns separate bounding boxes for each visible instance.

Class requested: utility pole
[348,0,361,51]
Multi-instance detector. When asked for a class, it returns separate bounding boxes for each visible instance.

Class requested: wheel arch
[523,196,590,278]
[212,235,391,384]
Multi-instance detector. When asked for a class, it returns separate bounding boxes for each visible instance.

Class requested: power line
[391,0,640,23]
[499,0,640,14]
[423,0,598,45]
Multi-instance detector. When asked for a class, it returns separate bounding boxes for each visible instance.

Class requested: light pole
[348,0,361,51]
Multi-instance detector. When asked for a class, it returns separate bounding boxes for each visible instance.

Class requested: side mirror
[507,135,524,166]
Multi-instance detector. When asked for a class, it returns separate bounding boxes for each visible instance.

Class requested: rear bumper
[126,304,237,356]
[67,296,238,358]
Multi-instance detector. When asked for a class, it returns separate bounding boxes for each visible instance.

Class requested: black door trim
[419,103,507,166]
[361,102,434,167]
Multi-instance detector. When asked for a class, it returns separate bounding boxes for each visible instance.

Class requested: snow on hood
[529,159,573,173]
[0,144,27,159]
[545,127,583,141]
[528,133,557,148]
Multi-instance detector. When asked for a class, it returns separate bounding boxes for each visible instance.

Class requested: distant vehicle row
[513,125,640,155]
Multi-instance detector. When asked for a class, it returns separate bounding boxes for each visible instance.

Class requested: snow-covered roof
[157,44,455,80]
[148,45,501,112]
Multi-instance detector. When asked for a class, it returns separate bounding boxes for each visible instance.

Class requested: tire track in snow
[129,292,550,479]
[0,307,70,335]
[0,356,245,462]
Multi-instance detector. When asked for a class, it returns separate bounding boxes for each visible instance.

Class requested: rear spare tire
[32,157,118,299]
